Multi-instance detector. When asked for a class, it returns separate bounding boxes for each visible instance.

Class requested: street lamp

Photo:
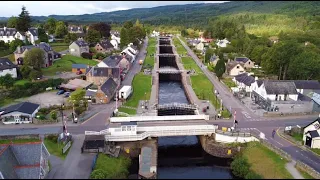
[60,103,65,134]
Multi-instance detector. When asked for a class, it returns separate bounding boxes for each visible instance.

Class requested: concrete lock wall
[215,133,259,143]
[159,56,178,69]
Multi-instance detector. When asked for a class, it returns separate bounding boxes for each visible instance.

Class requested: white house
[0,27,38,45]
[232,73,256,93]
[0,58,18,78]
[303,118,320,148]
[253,80,299,101]
[151,30,160,37]
[121,44,138,61]
[110,39,119,50]
[216,38,230,48]
[196,42,205,51]
[226,62,246,76]
[111,34,121,44]
[0,102,40,124]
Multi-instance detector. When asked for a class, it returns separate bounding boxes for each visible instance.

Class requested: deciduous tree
[90,22,111,38]
[85,29,101,44]
[45,17,57,35]
[9,39,24,52]
[24,48,45,69]
[54,21,68,38]
[7,16,18,28]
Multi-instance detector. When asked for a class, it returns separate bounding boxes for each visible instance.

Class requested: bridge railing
[157,103,198,110]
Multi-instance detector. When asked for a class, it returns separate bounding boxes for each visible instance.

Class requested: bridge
[156,103,197,111]
[157,68,185,74]
[157,53,178,57]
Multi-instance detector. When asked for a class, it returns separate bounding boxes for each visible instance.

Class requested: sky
[0,1,227,17]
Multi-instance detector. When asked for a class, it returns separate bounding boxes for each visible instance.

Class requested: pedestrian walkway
[285,161,304,179]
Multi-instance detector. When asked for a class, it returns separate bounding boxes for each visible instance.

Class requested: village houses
[0,27,39,45]
[69,40,89,57]
[0,58,18,78]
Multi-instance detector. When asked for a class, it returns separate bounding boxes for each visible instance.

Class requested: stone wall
[0,134,41,140]
[33,118,57,125]
[296,161,320,179]
[199,135,240,158]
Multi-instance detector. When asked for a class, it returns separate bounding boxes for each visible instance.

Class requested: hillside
[8,1,320,26]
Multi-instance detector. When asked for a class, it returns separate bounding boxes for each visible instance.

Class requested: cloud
[0,1,226,17]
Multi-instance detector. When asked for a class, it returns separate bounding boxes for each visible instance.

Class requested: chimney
[255,76,258,81]
[17,46,21,54]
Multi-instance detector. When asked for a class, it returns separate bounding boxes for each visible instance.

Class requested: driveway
[48,134,96,179]
[23,91,67,108]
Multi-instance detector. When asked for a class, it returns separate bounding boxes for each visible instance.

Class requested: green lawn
[0,98,15,107]
[290,132,303,143]
[311,148,320,156]
[0,138,40,144]
[14,79,31,86]
[91,154,131,179]
[0,49,12,58]
[121,73,152,110]
[118,107,137,115]
[49,42,69,46]
[173,37,231,118]
[243,142,293,179]
[144,37,157,67]
[42,55,98,76]
[297,167,315,179]
[52,46,69,52]
[222,78,237,89]
[43,138,71,160]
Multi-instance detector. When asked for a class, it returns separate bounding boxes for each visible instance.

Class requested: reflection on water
[158,81,189,104]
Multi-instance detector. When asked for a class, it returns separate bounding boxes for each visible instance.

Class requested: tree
[120,27,129,48]
[38,28,49,43]
[7,16,18,28]
[29,70,43,80]
[0,74,15,88]
[69,89,87,115]
[90,22,111,38]
[45,17,57,34]
[214,59,226,79]
[231,155,250,178]
[24,48,45,69]
[204,48,214,63]
[85,29,101,44]
[16,6,31,33]
[54,21,68,38]
[123,21,133,29]
[9,39,24,52]
[64,33,77,43]
[20,65,32,79]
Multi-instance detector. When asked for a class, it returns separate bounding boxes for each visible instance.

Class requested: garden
[44,134,72,160]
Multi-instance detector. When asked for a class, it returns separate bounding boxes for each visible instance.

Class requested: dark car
[57,89,65,95]
[64,92,70,98]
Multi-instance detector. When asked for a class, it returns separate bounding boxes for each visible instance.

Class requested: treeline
[199,18,320,81]
[120,20,146,48]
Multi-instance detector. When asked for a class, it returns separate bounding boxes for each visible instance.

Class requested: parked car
[76,70,82,75]
[64,92,70,98]
[57,89,65,95]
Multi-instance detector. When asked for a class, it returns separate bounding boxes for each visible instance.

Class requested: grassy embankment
[173,37,231,118]
[0,138,40,144]
[49,42,69,52]
[117,37,155,115]
[43,136,72,160]
[41,55,98,76]
[240,142,293,179]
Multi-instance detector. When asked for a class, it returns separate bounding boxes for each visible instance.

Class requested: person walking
[272,129,276,138]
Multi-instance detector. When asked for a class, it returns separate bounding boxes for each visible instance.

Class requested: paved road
[176,35,320,173]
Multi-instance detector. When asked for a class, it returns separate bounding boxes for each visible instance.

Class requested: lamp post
[60,103,65,134]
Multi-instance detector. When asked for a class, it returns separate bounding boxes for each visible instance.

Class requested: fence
[91,153,99,172]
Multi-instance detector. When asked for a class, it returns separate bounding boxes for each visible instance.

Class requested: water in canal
[158,81,189,104]
[157,136,233,179]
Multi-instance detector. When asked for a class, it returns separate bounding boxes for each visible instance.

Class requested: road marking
[80,112,100,125]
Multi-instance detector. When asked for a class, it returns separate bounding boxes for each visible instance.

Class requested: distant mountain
[1,1,319,26]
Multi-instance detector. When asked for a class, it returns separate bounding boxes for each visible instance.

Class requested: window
[248,62,250,64]
[237,66,239,69]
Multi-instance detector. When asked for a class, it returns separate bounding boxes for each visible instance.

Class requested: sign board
[62,141,71,154]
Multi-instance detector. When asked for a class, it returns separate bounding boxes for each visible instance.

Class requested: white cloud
[0,1,226,17]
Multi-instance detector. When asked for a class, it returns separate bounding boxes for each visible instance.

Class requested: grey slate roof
[1,102,40,116]
[10,143,41,165]
[263,80,298,95]
[97,40,114,50]
[256,80,263,87]
[14,42,53,54]
[0,58,17,71]
[89,67,120,78]
[298,93,312,101]
[234,73,255,86]
[101,78,117,98]
[102,55,122,67]
[36,42,52,52]
[28,28,38,36]
[0,146,19,179]
[140,147,152,173]
[0,27,17,36]
[72,64,87,69]
[68,26,83,32]
[292,80,320,90]
[15,167,40,179]
[235,57,250,63]
[307,130,319,138]
[86,90,97,97]
[74,40,88,47]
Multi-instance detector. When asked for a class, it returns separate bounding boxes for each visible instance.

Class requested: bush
[81,52,92,59]
[245,171,263,179]
[46,134,58,142]
[29,70,43,80]
[75,106,86,115]
[93,52,106,60]
[50,110,57,120]
[231,155,250,178]
[90,169,107,179]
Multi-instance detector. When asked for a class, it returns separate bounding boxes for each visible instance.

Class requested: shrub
[93,52,106,60]
[81,52,92,59]
[46,134,58,142]
[231,155,250,178]
[90,169,107,179]
[50,111,57,120]
[245,171,263,179]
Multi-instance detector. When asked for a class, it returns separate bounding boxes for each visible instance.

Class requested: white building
[0,102,40,124]
[0,27,38,45]
[303,118,320,148]
[232,73,256,94]
[151,30,160,37]
[196,42,205,51]
[110,39,119,50]
[216,38,230,48]
[121,43,138,61]
[0,58,18,78]
[111,34,121,44]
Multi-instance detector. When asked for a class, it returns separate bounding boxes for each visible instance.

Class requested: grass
[52,46,69,52]
[121,73,152,109]
[144,37,157,66]
[0,98,15,107]
[173,37,232,118]
[92,153,131,179]
[221,78,237,89]
[43,139,72,160]
[290,132,303,143]
[0,49,12,57]
[297,167,315,179]
[41,55,98,76]
[0,138,40,144]
[310,148,320,156]
[49,42,69,46]
[14,79,31,86]
[118,107,137,115]
[242,142,293,179]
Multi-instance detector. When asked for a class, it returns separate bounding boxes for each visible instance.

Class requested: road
[176,35,320,173]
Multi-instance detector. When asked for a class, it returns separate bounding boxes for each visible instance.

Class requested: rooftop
[0,102,40,115]
[0,58,17,71]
